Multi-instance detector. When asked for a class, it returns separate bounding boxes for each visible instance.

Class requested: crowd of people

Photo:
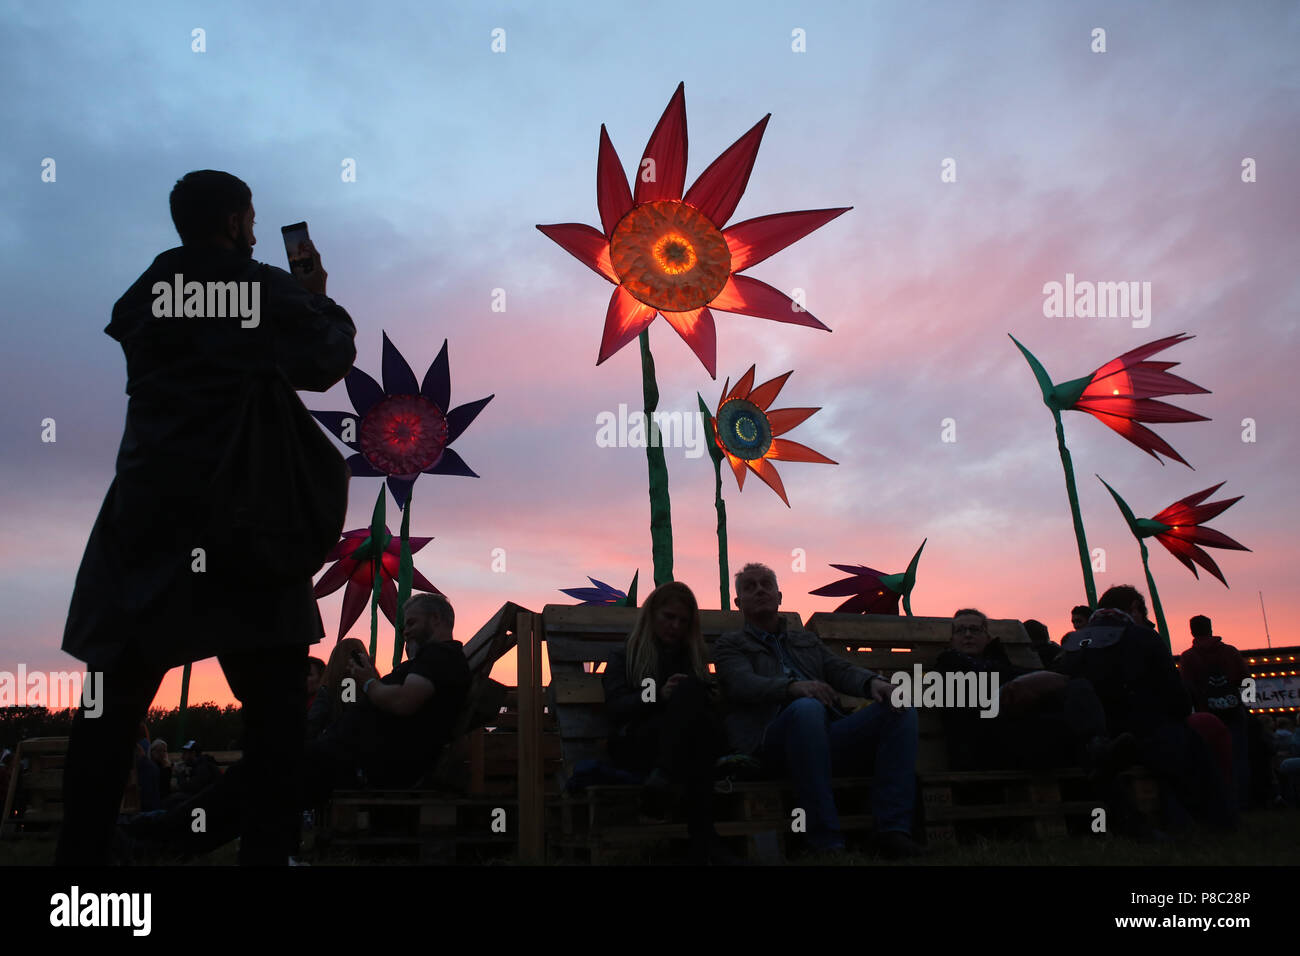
[596,565,1291,859]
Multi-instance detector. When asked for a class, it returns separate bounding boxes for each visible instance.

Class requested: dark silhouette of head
[1098,585,1146,620]
[1070,604,1091,629]
[1023,619,1050,645]
[169,170,254,254]
[1190,615,1213,638]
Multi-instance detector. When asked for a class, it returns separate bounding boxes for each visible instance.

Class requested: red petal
[1075,396,1209,424]
[313,557,358,598]
[731,365,757,401]
[1080,408,1192,466]
[767,407,819,436]
[1091,333,1195,379]
[768,438,837,464]
[747,457,790,506]
[338,578,371,641]
[597,287,658,365]
[683,114,770,228]
[710,274,831,331]
[747,370,792,411]
[411,571,441,593]
[1179,526,1250,551]
[536,223,618,282]
[660,307,717,378]
[723,207,852,271]
[1154,492,1241,527]
[635,82,688,204]
[725,450,747,490]
[597,125,634,237]
[717,377,730,413]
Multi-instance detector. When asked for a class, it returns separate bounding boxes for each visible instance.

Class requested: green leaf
[1008,334,1056,407]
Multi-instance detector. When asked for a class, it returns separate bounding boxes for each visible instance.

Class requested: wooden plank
[516,610,544,862]
[551,672,605,705]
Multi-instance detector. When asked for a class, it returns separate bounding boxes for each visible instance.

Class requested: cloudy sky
[2,0,1296,707]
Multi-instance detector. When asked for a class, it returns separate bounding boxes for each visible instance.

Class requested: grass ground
[4,808,1295,866]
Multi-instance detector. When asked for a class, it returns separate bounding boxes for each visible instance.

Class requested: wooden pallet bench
[532,606,1159,861]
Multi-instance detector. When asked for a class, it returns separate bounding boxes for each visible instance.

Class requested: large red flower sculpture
[1147,484,1250,584]
[312,333,493,508]
[314,526,441,640]
[709,364,835,506]
[537,83,851,378]
[1012,332,1209,466]
[1101,480,1251,586]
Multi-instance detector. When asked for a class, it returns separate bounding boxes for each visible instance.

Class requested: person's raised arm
[260,241,356,392]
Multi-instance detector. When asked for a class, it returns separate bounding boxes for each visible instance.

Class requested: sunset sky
[3,0,1297,712]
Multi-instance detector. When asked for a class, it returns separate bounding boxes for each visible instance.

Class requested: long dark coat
[62,244,356,670]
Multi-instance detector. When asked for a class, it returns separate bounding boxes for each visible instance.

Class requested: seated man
[713,563,921,857]
[138,593,470,859]
[934,609,1107,771]
[1054,585,1234,833]
[319,592,472,791]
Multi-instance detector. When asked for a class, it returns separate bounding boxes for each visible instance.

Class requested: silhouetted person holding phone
[57,170,355,865]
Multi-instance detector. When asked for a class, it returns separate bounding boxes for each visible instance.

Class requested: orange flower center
[610,200,731,312]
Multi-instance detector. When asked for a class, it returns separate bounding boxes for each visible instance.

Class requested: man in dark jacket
[714,563,921,857]
[57,170,356,865]
[1179,615,1251,808]
[1055,585,1234,832]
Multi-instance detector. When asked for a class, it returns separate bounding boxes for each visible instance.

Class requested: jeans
[759,698,918,850]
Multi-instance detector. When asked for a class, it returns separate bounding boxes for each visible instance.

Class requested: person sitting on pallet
[309,592,472,793]
[602,581,734,864]
[1052,585,1235,836]
[713,563,922,858]
[934,609,1109,772]
[306,638,369,740]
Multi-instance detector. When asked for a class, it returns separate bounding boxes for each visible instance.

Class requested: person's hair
[149,739,168,758]
[1189,615,1213,638]
[1023,619,1050,644]
[169,170,252,245]
[734,562,778,594]
[951,608,988,630]
[307,656,326,677]
[1098,585,1145,614]
[323,638,369,728]
[625,582,709,686]
[404,591,454,630]
[1071,605,1091,618]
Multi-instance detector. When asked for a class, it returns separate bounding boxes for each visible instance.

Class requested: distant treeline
[1,704,244,754]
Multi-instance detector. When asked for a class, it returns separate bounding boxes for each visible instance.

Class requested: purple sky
[2,0,1297,706]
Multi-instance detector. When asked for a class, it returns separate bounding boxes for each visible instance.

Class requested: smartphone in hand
[281,221,314,276]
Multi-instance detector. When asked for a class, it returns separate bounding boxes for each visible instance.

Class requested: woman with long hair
[307,638,369,738]
[602,581,731,862]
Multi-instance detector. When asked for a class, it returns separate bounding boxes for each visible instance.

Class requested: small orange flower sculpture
[538,83,851,378]
[710,365,836,506]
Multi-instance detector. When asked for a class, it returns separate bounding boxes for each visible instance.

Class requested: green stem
[1139,539,1171,650]
[178,662,192,742]
[394,494,413,669]
[712,454,729,610]
[903,593,913,616]
[639,329,673,587]
[368,487,386,660]
[1052,409,1098,608]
